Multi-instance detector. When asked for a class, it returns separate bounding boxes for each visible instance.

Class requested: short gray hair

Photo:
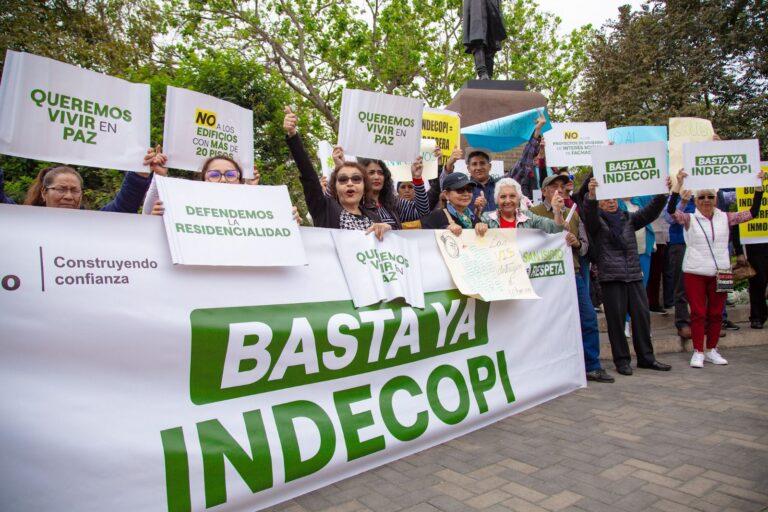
[494,178,524,208]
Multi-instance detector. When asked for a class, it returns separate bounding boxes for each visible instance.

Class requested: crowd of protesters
[1,107,766,377]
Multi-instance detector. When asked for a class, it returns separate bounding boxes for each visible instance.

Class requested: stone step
[598,318,766,360]
[596,304,750,333]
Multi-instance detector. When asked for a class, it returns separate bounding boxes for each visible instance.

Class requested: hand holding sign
[588,177,598,200]
[332,145,345,167]
[411,156,423,180]
[365,222,392,241]
[446,147,463,172]
[474,191,487,216]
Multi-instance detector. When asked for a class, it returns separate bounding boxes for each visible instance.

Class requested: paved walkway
[268,346,768,512]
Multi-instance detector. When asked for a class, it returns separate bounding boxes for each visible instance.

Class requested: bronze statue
[463,0,507,80]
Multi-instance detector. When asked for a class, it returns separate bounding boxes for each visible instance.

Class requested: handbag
[695,217,733,293]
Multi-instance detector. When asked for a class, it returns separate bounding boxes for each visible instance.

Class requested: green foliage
[574,1,767,158]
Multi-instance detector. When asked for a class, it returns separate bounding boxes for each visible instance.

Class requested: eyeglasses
[367,168,385,176]
[697,194,716,200]
[205,169,240,181]
[452,186,474,194]
[46,186,82,196]
[337,174,363,184]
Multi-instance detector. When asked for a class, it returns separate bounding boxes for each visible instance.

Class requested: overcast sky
[537,0,647,34]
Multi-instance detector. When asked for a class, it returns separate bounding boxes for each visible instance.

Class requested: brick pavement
[266,346,768,512]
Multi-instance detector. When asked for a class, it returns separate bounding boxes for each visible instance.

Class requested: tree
[574,0,767,157]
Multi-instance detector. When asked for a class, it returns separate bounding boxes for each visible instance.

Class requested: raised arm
[629,193,668,230]
[726,171,766,225]
[582,177,601,236]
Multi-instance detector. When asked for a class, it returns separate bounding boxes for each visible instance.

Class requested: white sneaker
[690,351,704,368]
[705,348,728,365]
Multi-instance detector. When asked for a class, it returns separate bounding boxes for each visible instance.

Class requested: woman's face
[398,182,415,201]
[204,158,241,184]
[41,173,82,209]
[446,185,474,210]
[694,191,716,216]
[336,166,365,208]
[497,185,519,216]
[365,162,385,193]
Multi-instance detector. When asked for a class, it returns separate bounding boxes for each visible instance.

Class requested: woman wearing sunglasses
[420,172,488,236]
[667,169,765,368]
[282,107,391,239]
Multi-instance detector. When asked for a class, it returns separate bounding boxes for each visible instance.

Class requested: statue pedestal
[446,80,548,165]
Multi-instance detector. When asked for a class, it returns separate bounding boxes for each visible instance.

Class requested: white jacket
[682,208,730,276]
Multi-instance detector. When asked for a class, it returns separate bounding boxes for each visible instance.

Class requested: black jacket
[582,194,667,282]
[286,133,380,229]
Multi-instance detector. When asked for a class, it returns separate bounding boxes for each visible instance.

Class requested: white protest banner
[435,229,540,301]
[155,175,306,266]
[338,88,424,162]
[422,108,460,165]
[682,139,762,190]
[0,50,149,172]
[331,230,424,308]
[385,139,438,182]
[591,141,669,200]
[736,163,768,245]
[0,204,584,512]
[163,86,254,178]
[544,122,608,167]
[669,117,714,176]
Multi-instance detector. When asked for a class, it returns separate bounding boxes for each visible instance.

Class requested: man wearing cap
[420,173,486,230]
[531,175,614,383]
[444,115,546,212]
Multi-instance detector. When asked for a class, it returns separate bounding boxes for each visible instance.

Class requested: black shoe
[616,365,633,376]
[586,369,615,383]
[649,306,667,314]
[638,361,672,371]
[722,319,740,331]
[750,321,764,329]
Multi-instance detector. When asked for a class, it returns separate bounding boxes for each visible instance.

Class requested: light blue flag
[461,107,552,152]
[608,125,667,145]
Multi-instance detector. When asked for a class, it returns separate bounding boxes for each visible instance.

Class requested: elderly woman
[583,177,671,375]
[480,177,565,233]
[668,170,765,368]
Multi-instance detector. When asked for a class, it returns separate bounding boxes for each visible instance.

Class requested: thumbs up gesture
[283,106,298,136]
[474,190,487,214]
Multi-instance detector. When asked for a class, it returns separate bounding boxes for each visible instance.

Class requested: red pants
[683,273,727,352]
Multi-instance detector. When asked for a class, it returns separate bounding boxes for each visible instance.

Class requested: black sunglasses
[697,194,716,200]
[337,174,363,184]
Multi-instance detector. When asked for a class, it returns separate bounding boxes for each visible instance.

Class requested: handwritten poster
[434,229,539,301]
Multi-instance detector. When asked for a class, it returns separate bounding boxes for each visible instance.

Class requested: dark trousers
[601,280,656,368]
[647,243,674,308]
[668,243,690,328]
[747,245,768,324]
[472,46,494,78]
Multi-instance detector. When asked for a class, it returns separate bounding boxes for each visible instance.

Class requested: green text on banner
[591,141,669,200]
[155,175,306,266]
[338,89,424,162]
[0,204,584,512]
[163,86,255,178]
[682,139,762,190]
[0,50,150,172]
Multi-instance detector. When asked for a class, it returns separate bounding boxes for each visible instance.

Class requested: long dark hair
[358,158,397,211]
[199,155,244,183]
[24,165,83,206]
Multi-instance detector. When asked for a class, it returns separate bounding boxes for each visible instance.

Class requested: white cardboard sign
[338,89,424,162]
[592,141,669,200]
[682,139,762,190]
[163,86,254,178]
[155,175,306,266]
[385,139,438,182]
[0,50,150,172]
[544,122,608,167]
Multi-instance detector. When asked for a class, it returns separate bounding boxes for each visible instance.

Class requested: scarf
[599,208,627,250]
[447,203,475,229]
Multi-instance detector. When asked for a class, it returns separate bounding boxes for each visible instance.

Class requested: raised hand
[411,156,424,180]
[332,145,345,167]
[283,106,298,136]
[588,177,598,199]
[474,190,487,213]
[551,190,565,211]
[446,147,463,172]
[244,165,261,185]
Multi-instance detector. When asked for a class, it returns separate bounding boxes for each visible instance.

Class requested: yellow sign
[422,109,460,165]
[194,108,217,127]
[736,164,768,244]
[668,117,714,177]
